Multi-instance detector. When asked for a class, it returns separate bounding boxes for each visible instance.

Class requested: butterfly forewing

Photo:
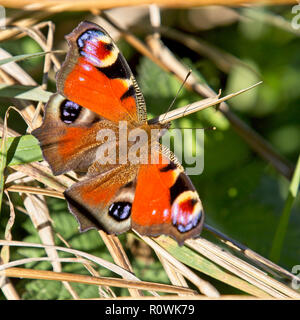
[56,21,147,123]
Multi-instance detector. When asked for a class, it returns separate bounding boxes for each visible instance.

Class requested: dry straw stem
[204,224,299,283]
[134,24,258,75]
[5,185,65,199]
[1,191,15,264]
[155,236,273,298]
[0,10,54,42]
[101,12,294,180]
[186,238,300,299]
[0,267,196,295]
[0,257,92,270]
[155,236,299,299]
[98,231,144,297]
[0,240,162,296]
[0,192,18,299]
[149,82,262,124]
[54,233,115,299]
[0,275,20,300]
[134,231,220,298]
[0,0,298,11]
[155,251,190,296]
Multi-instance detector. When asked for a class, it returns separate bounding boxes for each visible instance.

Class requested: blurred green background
[0,5,299,298]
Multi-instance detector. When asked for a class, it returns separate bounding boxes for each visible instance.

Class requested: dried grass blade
[1,191,15,264]
[22,193,80,298]
[6,185,64,199]
[0,276,20,300]
[187,240,286,298]
[11,162,73,192]
[0,267,195,295]
[156,26,257,75]
[0,191,19,300]
[0,257,92,270]
[187,238,300,299]
[156,236,272,298]
[135,232,220,298]
[5,171,29,184]
[0,240,149,282]
[23,195,56,265]
[99,231,144,297]
[0,107,27,213]
[0,10,54,42]
[149,82,262,124]
[205,223,299,282]
[155,251,190,296]
[16,22,62,71]
[56,232,115,298]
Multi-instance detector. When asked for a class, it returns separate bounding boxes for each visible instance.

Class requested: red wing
[131,153,204,245]
[56,21,147,123]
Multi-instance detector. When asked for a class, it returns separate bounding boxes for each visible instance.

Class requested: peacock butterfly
[32,21,204,245]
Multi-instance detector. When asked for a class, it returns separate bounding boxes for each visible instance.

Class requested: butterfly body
[32,21,205,245]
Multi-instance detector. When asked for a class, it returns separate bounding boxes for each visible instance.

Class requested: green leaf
[269,155,300,262]
[0,50,64,66]
[22,279,64,300]
[0,84,52,102]
[0,135,43,166]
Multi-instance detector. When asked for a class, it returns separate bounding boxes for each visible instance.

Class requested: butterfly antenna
[175,126,217,130]
[161,69,192,123]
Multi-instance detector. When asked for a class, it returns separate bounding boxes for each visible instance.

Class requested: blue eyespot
[77,29,104,48]
[108,202,131,221]
[60,100,82,124]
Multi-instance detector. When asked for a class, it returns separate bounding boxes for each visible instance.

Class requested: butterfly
[32,21,205,245]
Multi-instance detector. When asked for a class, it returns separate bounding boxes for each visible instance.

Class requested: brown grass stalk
[134,231,220,298]
[187,238,300,299]
[0,267,196,295]
[6,185,64,199]
[0,0,297,12]
[98,231,144,297]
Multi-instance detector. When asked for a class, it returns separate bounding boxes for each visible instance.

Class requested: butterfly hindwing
[64,164,138,234]
[131,151,204,245]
